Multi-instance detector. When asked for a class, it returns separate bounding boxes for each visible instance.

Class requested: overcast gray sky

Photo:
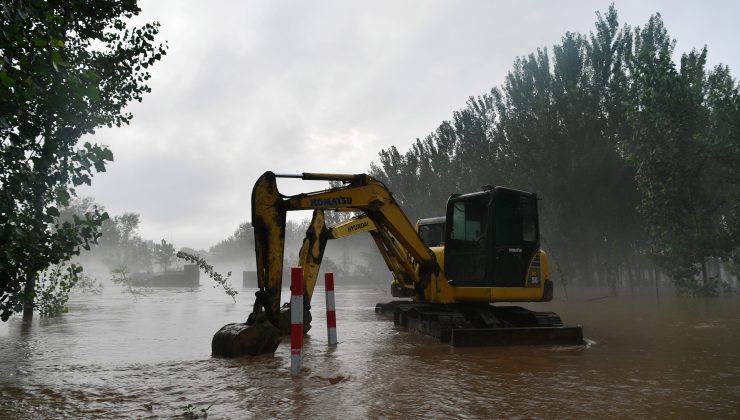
[78,0,740,250]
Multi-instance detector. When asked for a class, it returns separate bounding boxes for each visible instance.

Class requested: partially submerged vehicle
[213,172,583,357]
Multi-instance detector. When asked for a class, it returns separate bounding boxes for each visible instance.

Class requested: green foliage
[99,212,142,248]
[370,94,503,223]
[371,5,639,286]
[65,199,158,273]
[622,15,740,295]
[371,5,740,296]
[74,273,103,295]
[64,199,191,279]
[181,403,213,418]
[99,212,156,274]
[35,263,83,317]
[154,238,176,272]
[0,0,166,320]
[5,262,98,318]
[176,251,237,301]
[209,220,311,265]
[110,265,147,300]
[209,222,254,263]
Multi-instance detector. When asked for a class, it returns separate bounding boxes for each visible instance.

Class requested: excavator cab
[444,187,539,287]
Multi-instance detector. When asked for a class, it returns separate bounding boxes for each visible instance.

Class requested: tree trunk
[23,272,36,320]
[637,257,648,288]
[700,258,709,295]
[624,255,636,298]
[652,264,660,303]
[608,260,618,296]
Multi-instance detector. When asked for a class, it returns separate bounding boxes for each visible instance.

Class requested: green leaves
[371,5,739,296]
[32,35,47,47]
[621,14,740,295]
[0,0,166,320]
[154,239,176,271]
[177,251,238,302]
[0,71,15,87]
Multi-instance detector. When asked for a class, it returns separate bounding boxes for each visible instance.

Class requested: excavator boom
[251,171,437,330]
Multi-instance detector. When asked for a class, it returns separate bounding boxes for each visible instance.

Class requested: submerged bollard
[325,272,337,346]
[290,267,303,376]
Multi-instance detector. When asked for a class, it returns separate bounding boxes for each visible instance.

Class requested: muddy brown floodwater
[1,284,739,419]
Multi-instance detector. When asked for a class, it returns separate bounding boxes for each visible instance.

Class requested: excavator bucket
[211,314,281,357]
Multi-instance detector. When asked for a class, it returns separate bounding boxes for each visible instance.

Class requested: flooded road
[1,284,739,419]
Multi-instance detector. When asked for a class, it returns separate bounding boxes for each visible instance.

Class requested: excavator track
[375,301,584,347]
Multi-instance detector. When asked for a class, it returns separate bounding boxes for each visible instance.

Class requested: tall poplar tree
[0,0,166,320]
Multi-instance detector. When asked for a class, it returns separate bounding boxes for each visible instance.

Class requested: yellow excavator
[223,171,583,356]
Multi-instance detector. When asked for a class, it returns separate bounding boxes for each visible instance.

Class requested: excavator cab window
[417,218,445,247]
[444,193,490,284]
[445,188,539,286]
[451,201,486,243]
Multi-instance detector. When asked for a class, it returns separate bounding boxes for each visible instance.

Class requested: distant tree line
[208,219,316,267]
[208,216,373,279]
[370,6,740,296]
[62,198,181,274]
[209,222,255,265]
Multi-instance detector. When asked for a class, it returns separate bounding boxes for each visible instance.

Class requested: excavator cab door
[444,192,491,284]
[491,188,539,286]
[444,188,540,286]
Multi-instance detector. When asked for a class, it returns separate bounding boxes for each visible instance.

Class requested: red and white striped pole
[290,267,303,376]
[325,272,337,346]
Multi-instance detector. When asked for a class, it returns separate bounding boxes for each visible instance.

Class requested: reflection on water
[1,285,739,419]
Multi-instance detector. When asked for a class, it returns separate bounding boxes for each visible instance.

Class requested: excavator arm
[250,171,437,331]
[297,212,380,303]
[297,211,418,308]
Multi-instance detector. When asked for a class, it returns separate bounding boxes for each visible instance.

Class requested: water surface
[1,285,738,418]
